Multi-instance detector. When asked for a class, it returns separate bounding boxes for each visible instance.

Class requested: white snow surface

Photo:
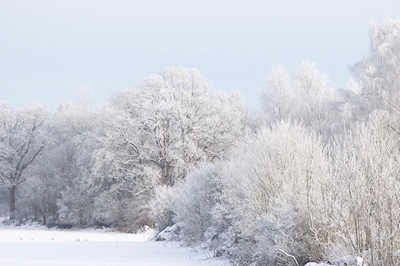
[0,222,228,266]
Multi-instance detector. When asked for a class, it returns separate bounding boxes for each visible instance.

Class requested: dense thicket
[167,17,400,266]
[0,17,399,266]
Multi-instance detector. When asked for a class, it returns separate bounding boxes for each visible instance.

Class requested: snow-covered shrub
[174,163,224,244]
[257,204,317,266]
[87,164,159,231]
[148,185,179,231]
[326,111,400,266]
[155,223,183,242]
[213,122,330,264]
[17,174,59,225]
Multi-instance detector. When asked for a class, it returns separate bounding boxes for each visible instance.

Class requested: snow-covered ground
[0,222,228,266]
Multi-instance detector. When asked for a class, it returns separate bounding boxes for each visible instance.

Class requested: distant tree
[0,104,50,220]
[261,61,343,135]
[261,65,293,122]
[291,60,334,133]
[351,17,400,113]
[293,60,329,97]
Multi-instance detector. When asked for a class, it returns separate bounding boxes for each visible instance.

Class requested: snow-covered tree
[292,60,337,134]
[352,17,400,113]
[327,111,400,266]
[261,65,293,123]
[0,104,50,220]
[109,67,245,186]
[261,61,343,135]
[293,60,329,97]
[94,67,245,229]
[50,99,106,226]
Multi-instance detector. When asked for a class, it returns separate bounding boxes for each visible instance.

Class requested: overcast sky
[1,0,400,111]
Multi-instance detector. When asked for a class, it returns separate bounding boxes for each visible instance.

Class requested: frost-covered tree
[19,165,59,225]
[109,67,245,186]
[94,67,245,229]
[327,80,363,133]
[0,104,50,220]
[261,61,343,135]
[261,65,293,123]
[327,111,400,266]
[292,60,337,134]
[293,60,329,97]
[352,17,400,113]
[49,98,106,226]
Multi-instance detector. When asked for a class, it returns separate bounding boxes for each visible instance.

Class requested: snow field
[0,226,228,266]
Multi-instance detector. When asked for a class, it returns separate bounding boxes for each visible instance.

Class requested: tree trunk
[42,212,46,225]
[9,186,16,221]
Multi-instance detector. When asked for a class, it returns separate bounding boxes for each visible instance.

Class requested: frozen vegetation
[0,17,400,265]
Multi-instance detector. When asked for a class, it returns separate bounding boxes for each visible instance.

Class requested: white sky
[1,0,400,111]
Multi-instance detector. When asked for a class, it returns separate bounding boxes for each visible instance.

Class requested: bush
[148,185,179,231]
[174,163,224,245]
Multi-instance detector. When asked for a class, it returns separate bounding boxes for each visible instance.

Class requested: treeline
[1,17,400,265]
[0,67,245,228]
